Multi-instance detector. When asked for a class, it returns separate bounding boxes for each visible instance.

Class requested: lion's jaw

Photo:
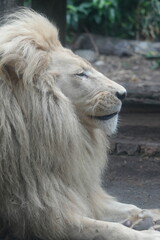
[54,50,126,135]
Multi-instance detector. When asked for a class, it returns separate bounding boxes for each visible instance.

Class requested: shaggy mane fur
[0,8,110,240]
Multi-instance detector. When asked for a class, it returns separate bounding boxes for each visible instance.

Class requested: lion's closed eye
[76,72,88,78]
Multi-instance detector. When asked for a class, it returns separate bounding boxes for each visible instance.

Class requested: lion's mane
[0,9,109,240]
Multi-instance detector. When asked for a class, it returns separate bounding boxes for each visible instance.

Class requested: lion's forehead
[51,49,93,73]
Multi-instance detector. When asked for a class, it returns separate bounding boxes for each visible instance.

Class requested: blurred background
[0,0,160,208]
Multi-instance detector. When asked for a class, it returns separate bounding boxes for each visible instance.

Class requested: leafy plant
[67,0,119,36]
[136,0,160,40]
[67,0,160,41]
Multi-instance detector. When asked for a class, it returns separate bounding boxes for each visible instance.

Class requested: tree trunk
[32,0,66,46]
[0,0,24,16]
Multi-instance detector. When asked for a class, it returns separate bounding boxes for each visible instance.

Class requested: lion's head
[0,9,126,138]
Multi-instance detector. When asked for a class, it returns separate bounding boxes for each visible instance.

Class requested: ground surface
[104,150,160,209]
[95,54,160,209]
[94,54,160,85]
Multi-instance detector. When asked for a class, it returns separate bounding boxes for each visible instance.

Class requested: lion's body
[0,9,113,239]
[0,8,160,240]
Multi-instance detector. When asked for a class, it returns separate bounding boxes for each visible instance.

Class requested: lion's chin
[86,112,118,135]
[96,114,118,136]
[88,112,119,135]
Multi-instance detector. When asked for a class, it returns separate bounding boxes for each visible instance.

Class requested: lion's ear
[3,63,19,84]
[0,56,24,84]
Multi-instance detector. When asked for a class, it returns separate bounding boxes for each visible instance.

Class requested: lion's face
[51,49,126,134]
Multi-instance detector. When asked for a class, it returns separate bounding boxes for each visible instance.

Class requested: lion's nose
[116,91,127,101]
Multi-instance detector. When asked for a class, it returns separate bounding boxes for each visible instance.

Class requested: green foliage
[136,0,160,40]
[67,0,160,40]
[67,0,119,36]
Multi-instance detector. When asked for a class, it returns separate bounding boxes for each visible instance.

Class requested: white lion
[0,8,160,240]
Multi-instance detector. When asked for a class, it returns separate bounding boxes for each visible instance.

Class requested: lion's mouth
[91,112,118,121]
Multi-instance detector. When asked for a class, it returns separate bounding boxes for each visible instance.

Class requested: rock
[73,33,160,56]
[122,84,160,106]
[111,112,160,158]
[116,143,139,156]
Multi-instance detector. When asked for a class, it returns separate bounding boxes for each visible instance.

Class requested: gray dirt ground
[103,162,160,209]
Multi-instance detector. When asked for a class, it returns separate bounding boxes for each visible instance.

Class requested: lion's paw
[123,209,160,231]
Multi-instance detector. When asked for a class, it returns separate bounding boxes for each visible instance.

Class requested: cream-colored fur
[0,8,160,240]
